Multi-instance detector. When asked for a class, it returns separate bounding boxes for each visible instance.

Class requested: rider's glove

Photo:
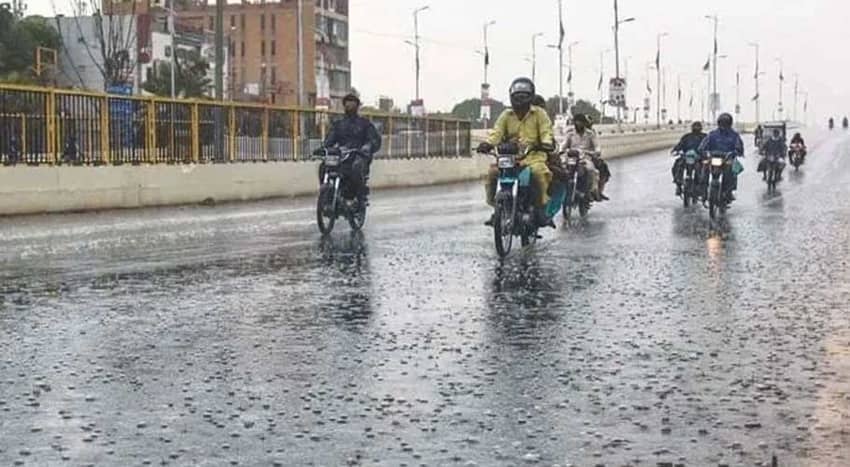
[476,142,494,154]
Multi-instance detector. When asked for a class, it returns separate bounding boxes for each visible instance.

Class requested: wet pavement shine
[2,130,850,466]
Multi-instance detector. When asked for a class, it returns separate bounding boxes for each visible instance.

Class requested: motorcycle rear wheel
[347,201,367,231]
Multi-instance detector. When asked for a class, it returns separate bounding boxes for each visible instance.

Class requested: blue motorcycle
[483,145,545,257]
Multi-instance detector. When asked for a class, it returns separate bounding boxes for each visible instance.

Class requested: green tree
[143,51,211,98]
[544,96,570,120]
[0,12,61,83]
[569,99,601,125]
[450,98,506,122]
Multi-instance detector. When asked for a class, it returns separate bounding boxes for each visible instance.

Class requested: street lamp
[776,56,784,121]
[748,41,760,124]
[656,32,669,128]
[482,20,496,85]
[613,0,635,125]
[411,5,430,103]
[531,32,544,82]
[705,14,719,120]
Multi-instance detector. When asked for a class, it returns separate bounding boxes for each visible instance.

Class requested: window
[240,14,245,29]
[261,41,265,56]
[271,14,276,32]
[270,40,276,56]
[229,40,235,57]
[164,45,172,57]
[230,15,235,28]
[240,42,245,57]
[260,14,265,30]
[270,66,277,85]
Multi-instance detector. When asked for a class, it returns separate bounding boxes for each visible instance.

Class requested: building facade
[314,0,350,110]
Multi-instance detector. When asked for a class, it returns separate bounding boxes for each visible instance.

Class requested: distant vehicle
[844,117,849,130]
[829,117,835,130]
[758,122,786,155]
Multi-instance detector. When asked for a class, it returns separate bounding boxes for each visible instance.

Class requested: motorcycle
[559,150,591,222]
[844,117,849,130]
[763,152,784,193]
[705,151,737,220]
[674,149,702,207]
[789,143,805,171]
[829,118,835,130]
[314,147,368,235]
[483,144,542,258]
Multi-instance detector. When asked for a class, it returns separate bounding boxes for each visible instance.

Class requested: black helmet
[573,113,590,126]
[509,77,535,109]
[717,112,733,128]
[691,121,703,132]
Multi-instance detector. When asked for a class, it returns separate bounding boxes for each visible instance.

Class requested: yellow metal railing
[0,83,472,166]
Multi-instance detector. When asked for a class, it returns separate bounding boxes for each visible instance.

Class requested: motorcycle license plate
[324,155,340,166]
[498,156,516,169]
[567,158,578,166]
[711,158,724,167]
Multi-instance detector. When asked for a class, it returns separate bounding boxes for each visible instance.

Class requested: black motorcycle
[673,149,702,207]
[763,153,783,193]
[314,147,368,235]
[561,150,591,221]
[705,151,736,220]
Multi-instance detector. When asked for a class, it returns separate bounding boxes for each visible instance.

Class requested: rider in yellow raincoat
[478,78,554,226]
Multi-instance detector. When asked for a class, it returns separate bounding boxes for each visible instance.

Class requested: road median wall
[0,130,678,216]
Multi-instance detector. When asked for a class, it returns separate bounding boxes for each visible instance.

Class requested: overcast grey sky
[31,0,850,123]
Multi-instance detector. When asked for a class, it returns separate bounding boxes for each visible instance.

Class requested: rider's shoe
[484,213,496,227]
[675,185,683,196]
[598,193,610,201]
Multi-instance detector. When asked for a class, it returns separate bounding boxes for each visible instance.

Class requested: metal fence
[0,84,472,166]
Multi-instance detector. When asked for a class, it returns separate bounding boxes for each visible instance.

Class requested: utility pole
[297,0,304,106]
[735,66,741,125]
[749,42,759,125]
[556,0,565,114]
[483,20,495,85]
[612,0,634,125]
[531,32,544,83]
[413,6,429,101]
[568,41,578,107]
[776,57,784,121]
[656,33,668,128]
[793,73,799,123]
[168,1,176,98]
[706,14,719,121]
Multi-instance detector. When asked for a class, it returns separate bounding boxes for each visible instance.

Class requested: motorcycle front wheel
[708,183,720,220]
[493,199,514,258]
[317,184,337,235]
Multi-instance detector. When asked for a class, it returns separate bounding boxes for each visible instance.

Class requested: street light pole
[776,57,784,121]
[557,0,564,115]
[531,32,544,82]
[413,6,429,102]
[168,2,176,98]
[568,41,578,105]
[749,42,760,125]
[656,32,668,128]
[483,20,495,85]
[735,65,741,125]
[706,14,719,120]
[793,73,799,123]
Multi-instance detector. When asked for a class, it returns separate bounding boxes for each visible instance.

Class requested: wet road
[2,130,850,467]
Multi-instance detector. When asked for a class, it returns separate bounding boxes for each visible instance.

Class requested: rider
[829,117,835,129]
[532,95,569,184]
[315,92,382,204]
[671,121,706,195]
[754,124,764,150]
[478,78,555,226]
[698,112,744,201]
[790,132,807,163]
[761,128,787,181]
[844,116,849,129]
[559,113,605,201]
